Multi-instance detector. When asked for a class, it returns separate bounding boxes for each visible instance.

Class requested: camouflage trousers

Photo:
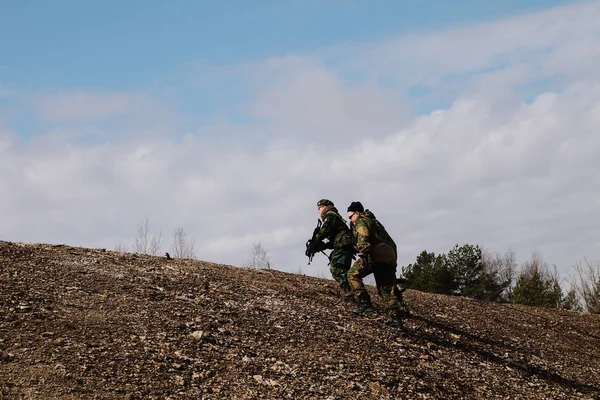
[329,248,353,292]
[347,258,399,313]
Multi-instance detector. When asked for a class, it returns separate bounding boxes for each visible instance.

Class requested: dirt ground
[1,240,599,399]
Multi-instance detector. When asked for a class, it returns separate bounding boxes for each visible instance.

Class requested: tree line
[401,244,600,313]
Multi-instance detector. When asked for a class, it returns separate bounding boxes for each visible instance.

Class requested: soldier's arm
[314,212,336,242]
[355,222,372,256]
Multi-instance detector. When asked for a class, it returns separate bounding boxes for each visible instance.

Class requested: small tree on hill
[447,243,484,297]
[114,241,128,253]
[171,227,196,259]
[561,286,582,311]
[479,249,517,302]
[512,253,563,308]
[573,259,600,313]
[134,216,162,256]
[244,242,271,270]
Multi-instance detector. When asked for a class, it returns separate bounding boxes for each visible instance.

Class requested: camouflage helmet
[317,199,334,207]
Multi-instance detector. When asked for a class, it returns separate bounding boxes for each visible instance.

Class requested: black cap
[347,201,364,212]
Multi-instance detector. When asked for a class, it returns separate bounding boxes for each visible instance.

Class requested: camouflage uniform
[314,200,354,294]
[348,209,401,320]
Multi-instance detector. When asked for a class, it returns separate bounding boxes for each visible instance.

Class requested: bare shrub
[573,259,600,313]
[134,216,162,256]
[171,227,196,259]
[244,242,271,269]
[114,242,128,253]
[481,249,517,302]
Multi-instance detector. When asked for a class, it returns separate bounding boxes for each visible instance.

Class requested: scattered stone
[174,375,184,386]
[0,239,599,399]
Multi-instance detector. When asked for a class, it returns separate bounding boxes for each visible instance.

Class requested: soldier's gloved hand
[305,240,316,257]
[315,241,328,252]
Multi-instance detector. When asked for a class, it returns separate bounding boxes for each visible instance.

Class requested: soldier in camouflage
[346,201,403,328]
[313,199,355,300]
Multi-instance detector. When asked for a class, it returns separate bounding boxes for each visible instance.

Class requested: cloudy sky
[1,0,599,279]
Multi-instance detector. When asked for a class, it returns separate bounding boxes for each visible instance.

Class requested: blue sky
[1,0,599,282]
[1,0,572,91]
[0,0,576,136]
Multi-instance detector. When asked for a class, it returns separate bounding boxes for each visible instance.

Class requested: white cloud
[2,1,600,281]
[251,56,412,142]
[348,1,600,86]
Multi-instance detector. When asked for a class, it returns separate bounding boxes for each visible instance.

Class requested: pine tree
[512,254,563,308]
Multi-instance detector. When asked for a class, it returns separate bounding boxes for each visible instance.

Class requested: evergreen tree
[512,253,563,308]
[402,250,453,294]
[561,287,582,311]
[447,244,483,297]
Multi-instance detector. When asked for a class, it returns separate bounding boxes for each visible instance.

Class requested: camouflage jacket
[353,210,397,265]
[314,207,353,250]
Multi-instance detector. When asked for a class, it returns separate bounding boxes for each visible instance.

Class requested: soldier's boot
[386,309,403,329]
[343,291,356,303]
[341,284,355,303]
[352,294,374,314]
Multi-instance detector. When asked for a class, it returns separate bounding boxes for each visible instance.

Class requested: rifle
[305,219,330,265]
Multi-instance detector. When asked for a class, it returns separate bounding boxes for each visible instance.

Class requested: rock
[190,330,204,340]
[174,375,184,386]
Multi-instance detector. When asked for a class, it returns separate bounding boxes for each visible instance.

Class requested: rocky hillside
[1,241,599,399]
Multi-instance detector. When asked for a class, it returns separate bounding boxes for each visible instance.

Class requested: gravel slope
[1,241,599,399]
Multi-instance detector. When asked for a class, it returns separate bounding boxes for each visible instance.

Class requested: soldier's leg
[347,258,375,313]
[329,249,352,293]
[373,264,402,327]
